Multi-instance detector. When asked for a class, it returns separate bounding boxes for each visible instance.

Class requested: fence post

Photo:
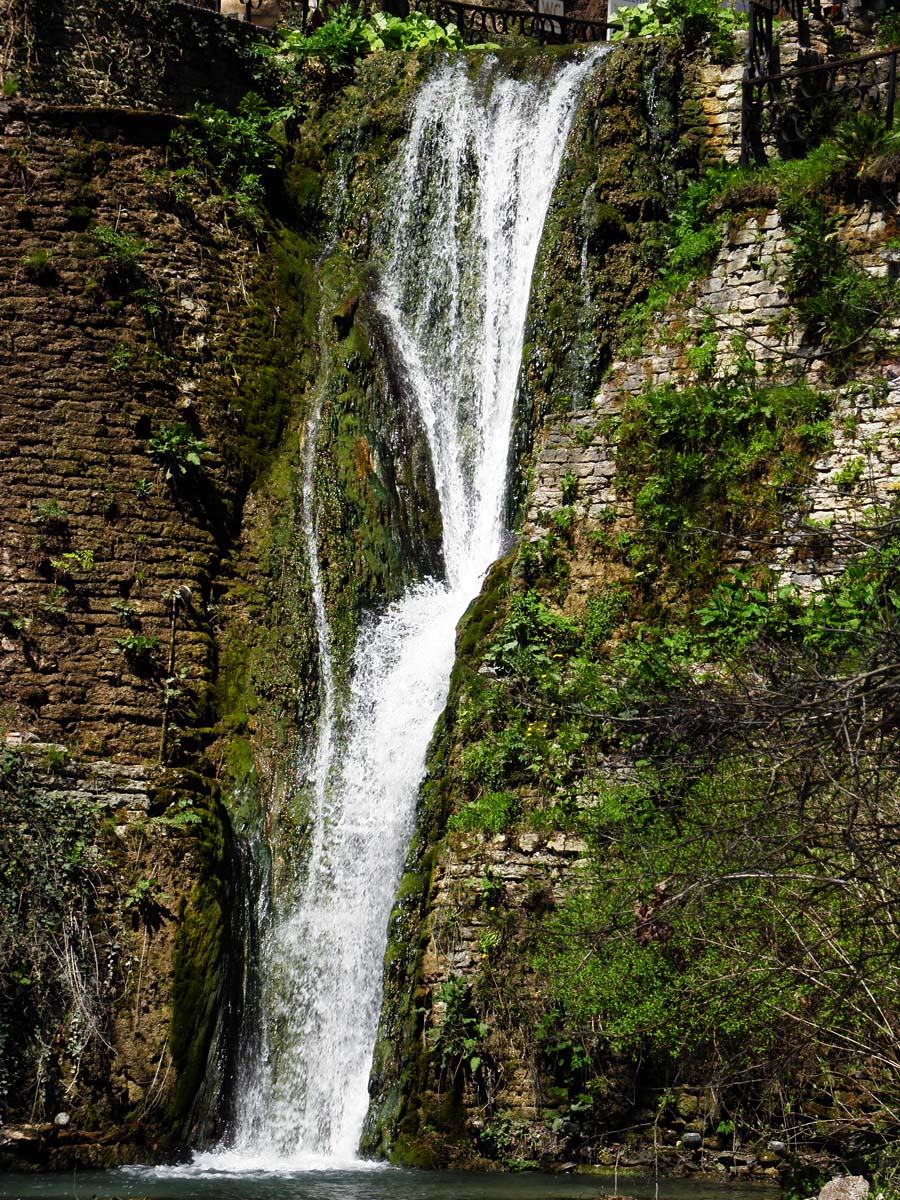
[740,70,765,167]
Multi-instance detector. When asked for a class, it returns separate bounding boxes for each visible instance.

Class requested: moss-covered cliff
[1,2,446,1163]
[362,43,900,1187]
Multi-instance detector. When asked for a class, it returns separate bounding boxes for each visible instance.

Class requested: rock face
[819,1177,870,1200]
[362,34,900,1181]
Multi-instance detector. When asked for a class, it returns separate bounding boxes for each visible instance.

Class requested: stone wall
[0,42,299,1158]
[0,99,268,759]
[3,0,270,112]
[526,201,900,594]
[697,60,743,165]
[0,737,235,1165]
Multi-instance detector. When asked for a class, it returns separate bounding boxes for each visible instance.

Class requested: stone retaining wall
[3,0,269,112]
[0,101,261,758]
[526,200,900,593]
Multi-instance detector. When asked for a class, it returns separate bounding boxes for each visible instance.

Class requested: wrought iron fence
[178,0,614,43]
[313,0,614,41]
[747,0,820,76]
[418,0,615,44]
[742,44,899,164]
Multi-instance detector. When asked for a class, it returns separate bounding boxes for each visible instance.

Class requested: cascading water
[218,48,604,1171]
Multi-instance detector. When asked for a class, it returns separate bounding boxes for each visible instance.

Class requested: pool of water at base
[0,1166,777,1200]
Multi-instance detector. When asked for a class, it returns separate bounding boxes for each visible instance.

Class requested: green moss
[391,1133,440,1169]
[616,377,832,587]
[167,774,233,1131]
[509,41,697,525]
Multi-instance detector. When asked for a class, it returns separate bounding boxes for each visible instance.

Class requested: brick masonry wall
[526,201,900,594]
[3,1,268,112]
[0,101,263,759]
[0,736,221,1156]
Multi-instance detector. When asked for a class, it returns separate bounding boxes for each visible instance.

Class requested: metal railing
[742,43,899,164]
[747,0,821,76]
[416,0,616,44]
[177,0,615,44]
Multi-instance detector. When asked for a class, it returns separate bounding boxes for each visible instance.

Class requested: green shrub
[148,423,205,480]
[268,5,465,74]
[613,0,745,61]
[832,110,900,177]
[170,92,295,222]
[91,224,148,281]
[22,248,56,283]
[616,377,830,570]
[785,206,900,375]
[448,790,518,834]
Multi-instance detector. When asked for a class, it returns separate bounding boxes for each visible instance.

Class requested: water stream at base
[209,48,604,1173]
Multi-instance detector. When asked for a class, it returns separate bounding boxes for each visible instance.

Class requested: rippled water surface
[0,1168,776,1200]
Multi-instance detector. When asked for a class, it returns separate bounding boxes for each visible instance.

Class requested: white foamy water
[206,48,604,1173]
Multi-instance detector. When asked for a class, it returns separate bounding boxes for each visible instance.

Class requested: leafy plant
[832,111,900,177]
[148,423,205,480]
[109,343,135,373]
[39,584,69,621]
[832,455,866,493]
[448,790,518,834]
[150,797,203,831]
[123,877,170,927]
[116,632,159,669]
[50,548,94,574]
[22,247,57,284]
[91,224,148,282]
[170,93,295,222]
[30,499,69,532]
[111,600,138,627]
[359,8,464,50]
[613,0,745,61]
[785,206,900,375]
[267,5,466,74]
[433,977,488,1079]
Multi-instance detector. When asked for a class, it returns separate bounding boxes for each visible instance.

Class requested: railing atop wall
[747,0,821,76]
[180,0,615,42]
[742,42,900,164]
[404,0,616,44]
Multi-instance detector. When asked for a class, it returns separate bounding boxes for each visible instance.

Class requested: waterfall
[211,48,603,1172]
